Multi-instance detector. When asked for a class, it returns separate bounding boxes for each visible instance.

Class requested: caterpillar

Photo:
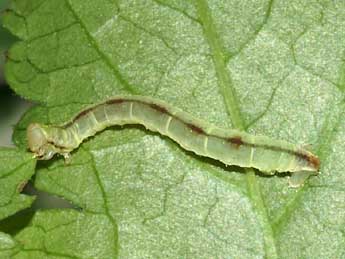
[27,96,320,187]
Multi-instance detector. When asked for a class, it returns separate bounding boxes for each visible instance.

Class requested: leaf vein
[195,1,278,257]
[227,0,275,61]
[151,0,201,24]
[119,14,178,55]
[65,0,138,95]
[82,147,118,258]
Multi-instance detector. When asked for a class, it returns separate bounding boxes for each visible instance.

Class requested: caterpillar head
[27,123,57,160]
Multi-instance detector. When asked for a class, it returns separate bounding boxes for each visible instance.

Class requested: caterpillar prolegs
[27,96,320,187]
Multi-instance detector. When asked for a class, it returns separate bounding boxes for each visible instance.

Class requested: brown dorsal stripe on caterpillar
[186,123,205,134]
[228,136,244,148]
[149,103,169,114]
[27,95,320,187]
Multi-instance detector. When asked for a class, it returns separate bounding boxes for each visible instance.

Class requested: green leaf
[0,0,17,84]
[3,0,345,258]
[0,148,35,258]
[0,148,35,221]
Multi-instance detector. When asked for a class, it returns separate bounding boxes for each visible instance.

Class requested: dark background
[0,0,73,234]
[0,0,31,148]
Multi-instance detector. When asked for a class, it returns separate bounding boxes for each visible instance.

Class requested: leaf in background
[2,0,345,258]
[0,148,35,258]
[0,148,35,221]
[0,0,17,84]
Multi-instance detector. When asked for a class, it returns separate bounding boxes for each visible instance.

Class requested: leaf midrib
[195,0,278,258]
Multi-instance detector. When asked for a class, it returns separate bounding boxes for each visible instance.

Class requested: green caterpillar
[27,96,320,187]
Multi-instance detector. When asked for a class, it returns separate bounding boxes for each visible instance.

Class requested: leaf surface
[0,148,35,258]
[0,148,35,221]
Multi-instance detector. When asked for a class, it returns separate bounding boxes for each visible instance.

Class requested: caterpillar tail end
[288,171,318,188]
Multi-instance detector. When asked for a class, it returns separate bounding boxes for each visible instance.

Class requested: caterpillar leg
[289,171,314,188]
[62,153,72,164]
